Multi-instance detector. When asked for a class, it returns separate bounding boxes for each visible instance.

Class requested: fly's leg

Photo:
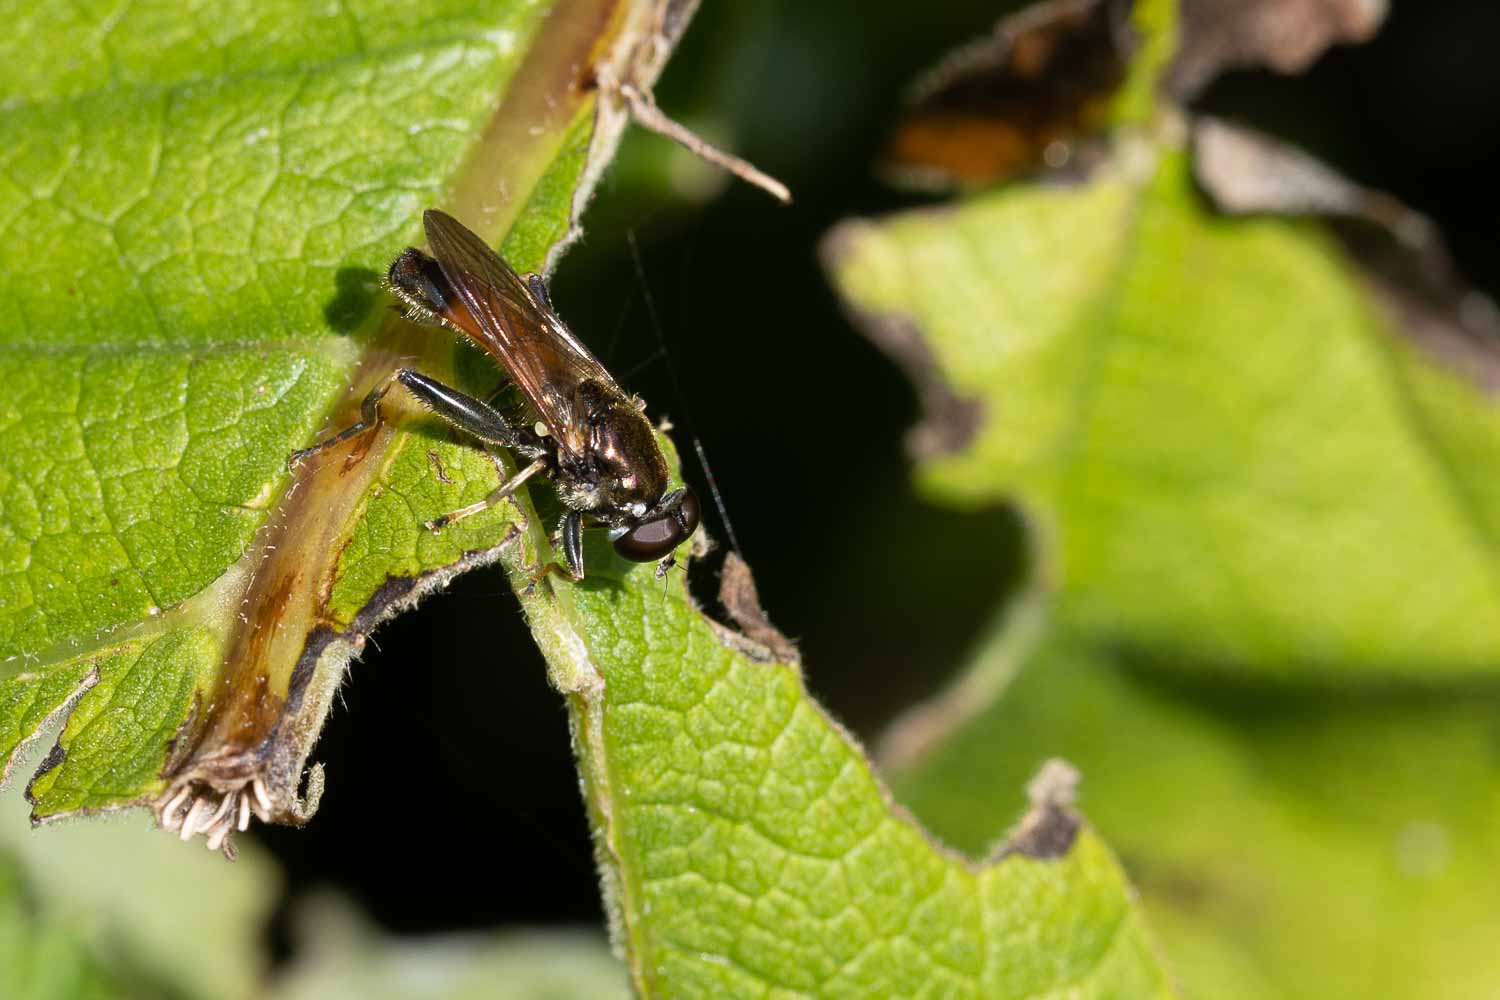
[426,457,546,532]
[390,369,522,449]
[289,369,523,471]
[390,374,546,531]
[524,511,586,593]
[560,511,585,580]
[287,373,395,470]
[292,368,554,535]
[525,274,554,312]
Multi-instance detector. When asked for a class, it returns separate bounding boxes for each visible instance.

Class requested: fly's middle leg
[426,457,546,532]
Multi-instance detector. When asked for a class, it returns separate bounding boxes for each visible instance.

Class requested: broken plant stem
[616,80,792,204]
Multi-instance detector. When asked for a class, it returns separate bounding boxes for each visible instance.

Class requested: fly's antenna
[625,229,744,560]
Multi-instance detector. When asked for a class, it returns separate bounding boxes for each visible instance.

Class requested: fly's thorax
[554,474,605,515]
[575,382,670,524]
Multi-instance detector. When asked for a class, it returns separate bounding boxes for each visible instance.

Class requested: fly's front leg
[526,511,586,593]
[560,511,585,580]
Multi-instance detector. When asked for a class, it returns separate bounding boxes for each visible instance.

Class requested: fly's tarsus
[287,377,393,470]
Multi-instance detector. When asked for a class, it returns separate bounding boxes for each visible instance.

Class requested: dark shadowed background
[253,0,1500,947]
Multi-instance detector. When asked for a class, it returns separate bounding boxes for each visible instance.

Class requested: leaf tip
[715,552,800,665]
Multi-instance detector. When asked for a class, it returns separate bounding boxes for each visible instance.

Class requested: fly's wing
[422,209,617,457]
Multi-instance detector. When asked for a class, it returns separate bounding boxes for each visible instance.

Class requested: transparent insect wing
[421,209,617,457]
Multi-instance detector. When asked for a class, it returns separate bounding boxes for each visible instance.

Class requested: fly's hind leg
[394,370,523,451]
[290,368,550,534]
[288,372,396,470]
[290,369,522,470]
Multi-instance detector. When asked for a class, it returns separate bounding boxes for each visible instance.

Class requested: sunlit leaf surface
[519,548,1173,995]
[826,70,1500,1000]
[830,152,1500,682]
[0,0,565,822]
[0,0,1175,995]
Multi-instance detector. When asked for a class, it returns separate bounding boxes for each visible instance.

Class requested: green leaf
[0,0,554,651]
[888,628,1500,1000]
[22,629,218,814]
[0,0,654,841]
[269,895,630,1000]
[0,863,126,1000]
[0,784,276,999]
[822,21,1500,998]
[1,1,1176,992]
[826,150,1500,682]
[500,540,1172,996]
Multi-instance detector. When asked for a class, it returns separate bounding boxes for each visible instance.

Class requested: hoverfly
[291,209,700,579]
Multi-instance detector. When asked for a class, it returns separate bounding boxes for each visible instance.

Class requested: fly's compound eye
[612,487,701,562]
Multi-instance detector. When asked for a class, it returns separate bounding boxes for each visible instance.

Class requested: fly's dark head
[611,485,701,564]
[578,388,699,564]
[579,392,669,519]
